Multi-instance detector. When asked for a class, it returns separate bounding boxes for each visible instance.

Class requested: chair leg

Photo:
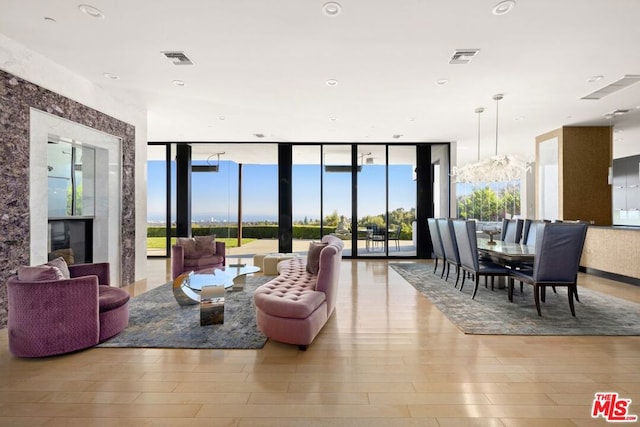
[459,270,466,291]
[433,258,439,274]
[534,285,542,316]
[490,276,495,291]
[568,285,576,317]
[454,266,461,288]
[574,286,580,302]
[520,281,523,293]
[541,286,546,303]
[508,278,514,302]
[472,277,479,299]
[445,263,450,281]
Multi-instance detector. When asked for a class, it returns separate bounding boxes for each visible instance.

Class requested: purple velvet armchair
[172,236,226,280]
[7,262,130,358]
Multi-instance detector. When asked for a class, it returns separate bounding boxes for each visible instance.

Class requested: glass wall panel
[388,146,416,257]
[242,159,279,254]
[293,146,322,250]
[191,151,239,243]
[322,145,352,246]
[356,145,387,256]
[147,144,169,256]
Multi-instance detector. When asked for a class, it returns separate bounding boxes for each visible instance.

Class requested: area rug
[98,275,272,349]
[390,263,640,336]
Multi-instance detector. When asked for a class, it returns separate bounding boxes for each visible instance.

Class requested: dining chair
[427,218,446,277]
[453,220,510,299]
[500,218,524,243]
[508,222,588,316]
[523,220,541,246]
[436,218,461,287]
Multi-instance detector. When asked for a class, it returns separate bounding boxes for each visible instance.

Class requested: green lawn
[147,237,255,250]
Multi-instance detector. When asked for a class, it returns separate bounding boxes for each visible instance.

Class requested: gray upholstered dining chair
[427,218,446,277]
[507,222,588,316]
[453,219,510,299]
[436,218,461,287]
[501,218,524,243]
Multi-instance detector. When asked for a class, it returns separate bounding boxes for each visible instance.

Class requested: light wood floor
[1,258,639,426]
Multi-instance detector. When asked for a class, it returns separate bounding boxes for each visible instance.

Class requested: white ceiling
[1,0,640,164]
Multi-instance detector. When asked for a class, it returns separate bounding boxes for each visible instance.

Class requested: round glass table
[173,265,261,305]
[172,265,261,325]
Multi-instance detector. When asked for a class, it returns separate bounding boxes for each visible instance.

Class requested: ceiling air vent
[449,49,480,64]
[581,75,640,100]
[161,51,193,65]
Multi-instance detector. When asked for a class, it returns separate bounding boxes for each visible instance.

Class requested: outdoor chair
[508,222,588,316]
[453,220,510,299]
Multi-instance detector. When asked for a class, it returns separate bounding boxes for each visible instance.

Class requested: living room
[1,1,640,424]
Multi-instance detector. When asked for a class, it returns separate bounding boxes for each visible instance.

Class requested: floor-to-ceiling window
[146,142,279,257]
[388,145,417,257]
[147,142,448,259]
[292,145,322,246]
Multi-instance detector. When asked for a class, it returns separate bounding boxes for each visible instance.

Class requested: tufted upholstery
[253,235,344,348]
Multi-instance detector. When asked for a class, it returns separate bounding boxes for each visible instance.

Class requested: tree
[324,210,340,226]
[458,184,521,221]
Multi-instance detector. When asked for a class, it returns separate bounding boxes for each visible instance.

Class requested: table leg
[200,285,225,325]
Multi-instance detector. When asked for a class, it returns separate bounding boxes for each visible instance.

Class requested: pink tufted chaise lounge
[253,235,344,350]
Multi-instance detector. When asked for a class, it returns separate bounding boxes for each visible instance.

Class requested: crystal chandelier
[453,94,531,183]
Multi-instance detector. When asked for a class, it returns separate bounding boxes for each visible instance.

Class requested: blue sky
[147,160,416,222]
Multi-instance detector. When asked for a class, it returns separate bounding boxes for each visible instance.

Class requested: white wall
[0,33,148,282]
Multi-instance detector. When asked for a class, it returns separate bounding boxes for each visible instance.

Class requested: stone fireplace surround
[0,69,136,328]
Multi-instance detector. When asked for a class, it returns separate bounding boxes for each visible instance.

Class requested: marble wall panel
[0,69,135,328]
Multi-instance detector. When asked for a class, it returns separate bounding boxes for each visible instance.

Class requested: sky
[147,160,416,223]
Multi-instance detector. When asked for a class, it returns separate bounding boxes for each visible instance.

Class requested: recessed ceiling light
[44,17,57,23]
[492,0,516,15]
[409,117,416,121]
[172,79,185,87]
[103,72,119,80]
[587,75,604,83]
[78,4,105,19]
[326,79,339,86]
[218,116,226,120]
[514,116,525,121]
[437,79,449,85]
[322,2,342,16]
[329,117,337,121]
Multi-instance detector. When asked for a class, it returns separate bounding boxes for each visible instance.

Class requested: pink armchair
[172,236,226,280]
[7,261,130,357]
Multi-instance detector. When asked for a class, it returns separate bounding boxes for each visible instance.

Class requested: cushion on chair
[183,254,225,269]
[47,256,71,279]
[17,265,64,281]
[306,241,327,274]
[176,235,217,258]
[98,286,130,313]
[175,237,197,257]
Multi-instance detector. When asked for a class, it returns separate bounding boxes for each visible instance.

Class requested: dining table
[477,237,535,288]
[477,237,535,264]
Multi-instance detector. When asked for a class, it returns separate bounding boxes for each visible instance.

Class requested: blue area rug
[98,275,272,349]
[390,263,640,335]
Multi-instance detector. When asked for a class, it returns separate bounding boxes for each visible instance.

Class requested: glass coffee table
[172,264,261,325]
